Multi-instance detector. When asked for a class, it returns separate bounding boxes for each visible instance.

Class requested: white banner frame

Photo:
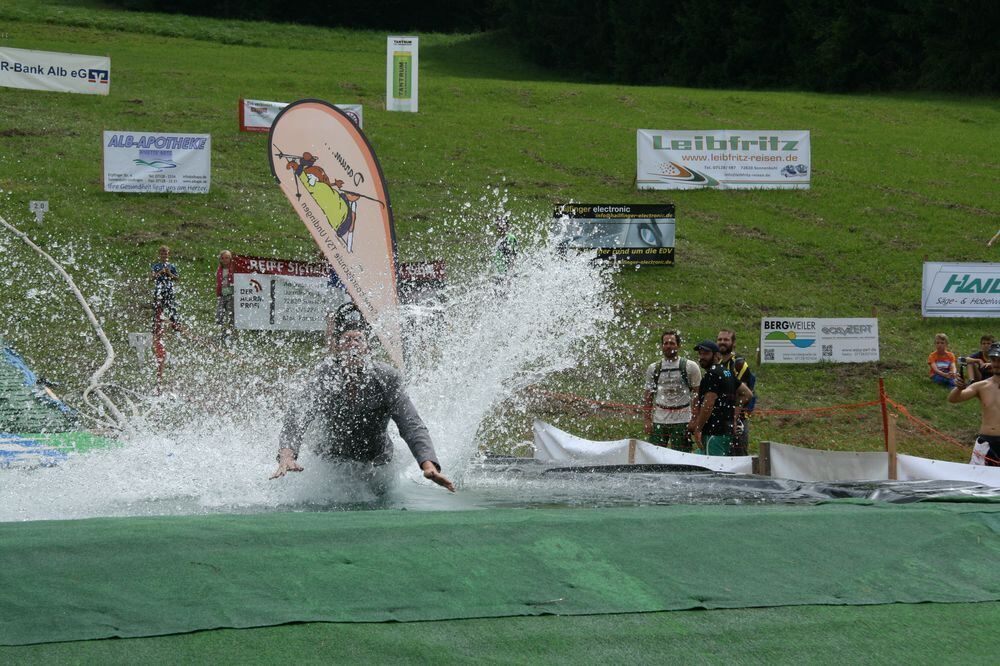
[239,98,363,132]
[637,129,810,190]
[760,317,879,364]
[103,131,211,193]
[0,47,110,95]
[386,36,418,112]
[922,262,1000,318]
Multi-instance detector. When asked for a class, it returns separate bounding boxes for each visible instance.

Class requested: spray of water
[0,198,622,521]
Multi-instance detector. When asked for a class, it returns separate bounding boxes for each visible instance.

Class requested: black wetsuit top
[279,357,439,469]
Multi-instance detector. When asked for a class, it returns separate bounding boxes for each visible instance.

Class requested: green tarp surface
[4,602,998,664]
[2,502,999,646]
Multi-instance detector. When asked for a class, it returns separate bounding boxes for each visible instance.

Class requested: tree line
[107,0,998,93]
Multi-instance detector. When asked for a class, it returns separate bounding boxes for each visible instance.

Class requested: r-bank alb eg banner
[103,131,211,193]
[0,47,110,95]
[637,130,810,190]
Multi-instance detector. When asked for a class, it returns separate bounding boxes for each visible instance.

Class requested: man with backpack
[643,330,702,451]
[717,329,757,456]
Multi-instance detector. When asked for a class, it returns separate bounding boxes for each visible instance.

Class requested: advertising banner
[268,99,403,366]
[239,98,363,132]
[760,317,879,364]
[922,262,1000,318]
[637,129,810,190]
[233,255,347,331]
[0,47,110,95]
[553,203,676,265]
[103,131,211,193]
[386,36,418,113]
[398,260,446,304]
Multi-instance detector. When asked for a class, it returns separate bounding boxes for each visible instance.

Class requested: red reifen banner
[268,99,403,366]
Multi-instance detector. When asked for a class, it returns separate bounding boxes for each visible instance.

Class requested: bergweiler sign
[760,318,879,364]
[922,262,1000,318]
[553,203,676,265]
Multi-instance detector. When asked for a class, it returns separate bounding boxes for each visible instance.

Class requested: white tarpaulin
[897,454,1000,487]
[632,440,753,473]
[532,421,630,465]
[0,47,110,95]
[532,421,753,473]
[637,129,810,190]
[768,441,889,482]
[103,131,211,193]
[921,262,1000,318]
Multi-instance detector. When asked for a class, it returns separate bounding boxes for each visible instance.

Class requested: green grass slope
[0,0,997,459]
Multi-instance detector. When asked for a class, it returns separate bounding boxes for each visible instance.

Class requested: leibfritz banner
[268,99,403,366]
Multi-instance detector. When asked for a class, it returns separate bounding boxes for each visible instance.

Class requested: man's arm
[642,389,655,434]
[687,361,703,417]
[947,376,980,404]
[736,382,753,406]
[391,387,454,492]
[270,372,319,479]
[688,392,716,434]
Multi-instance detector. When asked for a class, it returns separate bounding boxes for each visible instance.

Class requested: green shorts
[695,434,733,457]
[649,423,692,452]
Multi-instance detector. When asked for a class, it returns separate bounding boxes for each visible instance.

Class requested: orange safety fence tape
[527,388,1000,466]
[886,397,1000,465]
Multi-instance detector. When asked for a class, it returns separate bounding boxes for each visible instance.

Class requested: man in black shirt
[717,329,757,456]
[686,340,754,456]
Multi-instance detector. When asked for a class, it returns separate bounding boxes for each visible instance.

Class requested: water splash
[0,200,621,521]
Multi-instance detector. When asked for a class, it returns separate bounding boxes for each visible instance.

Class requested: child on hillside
[215,250,235,344]
[928,333,957,388]
[150,245,180,328]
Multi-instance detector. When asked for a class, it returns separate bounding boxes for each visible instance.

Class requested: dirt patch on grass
[724,224,770,240]
[875,184,995,217]
[0,127,78,137]
[507,124,539,135]
[118,229,166,245]
[686,210,721,223]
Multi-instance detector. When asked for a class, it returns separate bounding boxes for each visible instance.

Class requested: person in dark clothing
[686,340,753,456]
[270,305,454,492]
[968,335,996,383]
[150,244,180,326]
[717,329,756,456]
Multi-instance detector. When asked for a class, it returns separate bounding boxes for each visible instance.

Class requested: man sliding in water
[270,304,455,491]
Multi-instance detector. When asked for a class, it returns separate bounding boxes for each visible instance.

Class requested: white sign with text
[922,262,1000,318]
[760,317,879,364]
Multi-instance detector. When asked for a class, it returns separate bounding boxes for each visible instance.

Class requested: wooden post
[887,414,898,480]
[628,439,637,465]
[878,377,890,453]
[757,441,771,477]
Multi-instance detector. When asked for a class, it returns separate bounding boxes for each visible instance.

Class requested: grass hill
[0,0,997,460]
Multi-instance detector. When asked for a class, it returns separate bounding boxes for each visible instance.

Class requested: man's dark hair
[982,334,995,344]
[718,328,736,344]
[661,329,681,345]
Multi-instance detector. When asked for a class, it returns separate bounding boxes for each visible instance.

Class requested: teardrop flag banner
[268,99,403,366]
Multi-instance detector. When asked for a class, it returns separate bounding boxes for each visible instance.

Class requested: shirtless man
[948,342,1000,466]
